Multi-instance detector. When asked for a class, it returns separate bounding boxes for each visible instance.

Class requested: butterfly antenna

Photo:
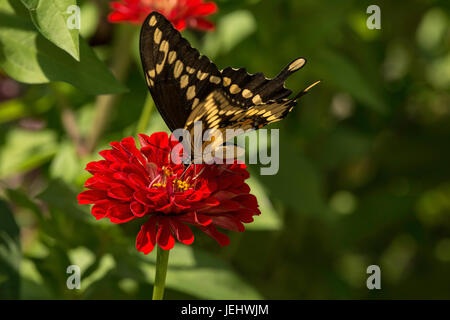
[294,80,321,100]
[194,167,205,180]
[142,141,171,153]
[179,162,192,179]
[192,165,205,189]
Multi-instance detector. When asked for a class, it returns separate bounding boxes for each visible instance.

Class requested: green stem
[136,93,155,134]
[152,246,170,300]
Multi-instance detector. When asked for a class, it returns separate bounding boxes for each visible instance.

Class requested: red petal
[172,19,187,31]
[187,3,217,16]
[136,217,157,254]
[84,176,110,190]
[77,190,107,204]
[91,201,109,220]
[210,215,245,232]
[130,201,148,217]
[234,194,259,209]
[120,137,146,165]
[85,160,109,174]
[202,225,230,246]
[107,204,134,223]
[194,212,212,226]
[189,18,215,31]
[156,218,175,250]
[107,185,133,201]
[169,219,194,245]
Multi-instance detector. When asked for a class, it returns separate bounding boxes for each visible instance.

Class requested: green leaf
[37,179,89,222]
[141,246,262,299]
[317,50,386,113]
[202,10,257,58]
[79,1,99,39]
[317,127,372,169]
[20,0,80,61]
[5,189,43,222]
[0,199,21,299]
[0,3,127,95]
[245,176,282,230]
[0,129,58,179]
[259,132,331,218]
[49,141,81,183]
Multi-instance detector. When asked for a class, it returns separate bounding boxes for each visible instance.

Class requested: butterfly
[139,11,319,163]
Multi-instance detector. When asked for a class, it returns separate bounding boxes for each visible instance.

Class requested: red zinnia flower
[108,0,218,31]
[77,132,260,254]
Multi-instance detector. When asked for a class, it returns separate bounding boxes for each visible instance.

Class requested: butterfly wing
[184,60,320,153]
[140,11,319,160]
[140,11,222,131]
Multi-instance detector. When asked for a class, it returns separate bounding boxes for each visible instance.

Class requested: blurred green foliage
[0,0,450,299]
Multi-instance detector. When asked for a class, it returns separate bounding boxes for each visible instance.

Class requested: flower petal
[136,217,157,254]
[130,201,148,217]
[77,190,107,204]
[169,219,194,245]
[156,218,176,250]
[107,185,133,201]
[107,203,135,223]
[201,225,229,246]
[91,200,110,220]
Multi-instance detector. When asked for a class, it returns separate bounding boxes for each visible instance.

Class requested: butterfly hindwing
[140,11,222,131]
[219,58,304,107]
[185,90,296,133]
[185,57,315,132]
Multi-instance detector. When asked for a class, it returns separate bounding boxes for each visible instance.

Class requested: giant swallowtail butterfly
[140,11,319,162]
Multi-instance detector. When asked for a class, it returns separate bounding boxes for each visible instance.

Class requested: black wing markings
[140,11,319,136]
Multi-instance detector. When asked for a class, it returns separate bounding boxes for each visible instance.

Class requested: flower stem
[152,246,170,300]
[136,93,155,134]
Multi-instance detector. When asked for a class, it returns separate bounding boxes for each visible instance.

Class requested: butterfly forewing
[140,12,222,131]
[140,12,319,160]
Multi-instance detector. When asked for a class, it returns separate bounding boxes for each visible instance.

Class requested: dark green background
[1,0,449,299]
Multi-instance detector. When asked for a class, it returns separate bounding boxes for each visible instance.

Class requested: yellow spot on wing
[288,58,306,72]
[210,118,221,127]
[230,84,241,94]
[186,85,196,100]
[146,75,154,87]
[197,70,208,81]
[209,76,221,84]
[156,40,169,74]
[267,115,280,121]
[262,110,273,117]
[148,69,155,78]
[246,109,258,116]
[180,75,189,88]
[192,98,200,109]
[154,28,162,44]
[149,16,157,26]
[223,77,231,87]
[174,60,183,78]
[242,89,253,99]
[252,95,262,105]
[186,67,196,74]
[168,51,177,64]
[206,108,219,120]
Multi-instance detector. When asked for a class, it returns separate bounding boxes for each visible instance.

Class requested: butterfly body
[140,11,319,161]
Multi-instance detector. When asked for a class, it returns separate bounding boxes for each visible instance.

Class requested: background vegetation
[1,0,450,299]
